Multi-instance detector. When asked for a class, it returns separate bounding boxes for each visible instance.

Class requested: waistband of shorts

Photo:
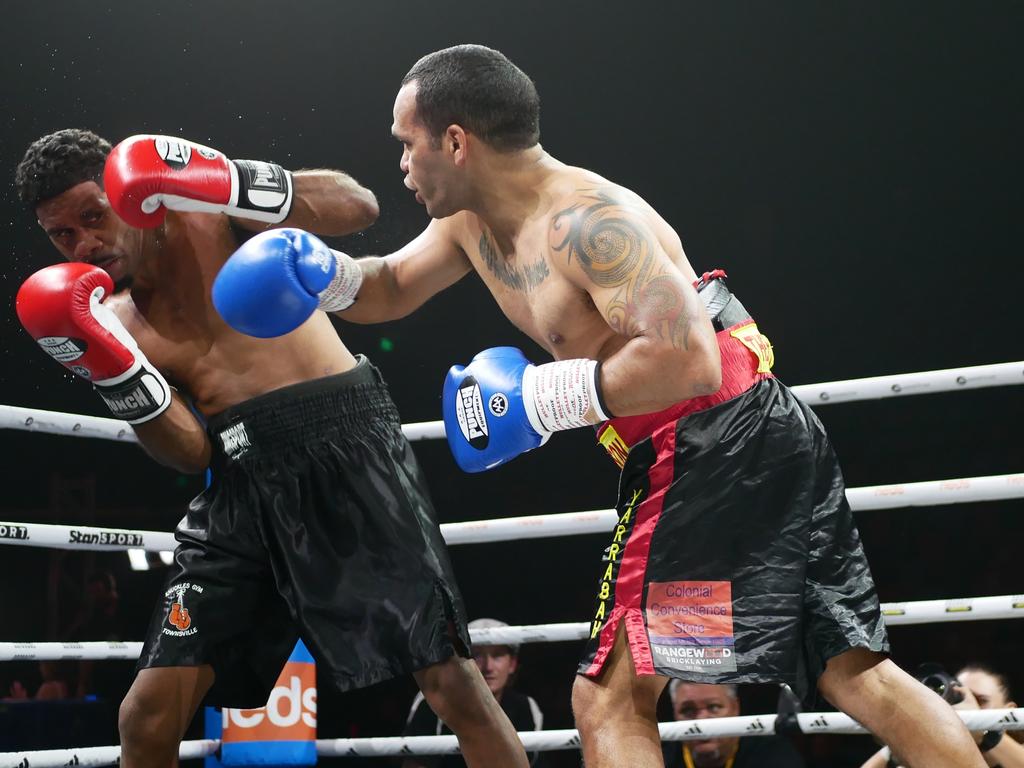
[695,269,751,333]
[595,278,776,468]
[206,355,395,463]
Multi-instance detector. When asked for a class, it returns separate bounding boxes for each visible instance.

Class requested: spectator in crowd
[402,618,545,767]
[663,681,805,768]
[861,663,1024,768]
[1,661,70,701]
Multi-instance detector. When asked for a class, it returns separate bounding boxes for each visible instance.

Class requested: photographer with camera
[860,664,1024,768]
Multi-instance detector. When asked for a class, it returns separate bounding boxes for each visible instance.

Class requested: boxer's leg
[819,649,985,768]
[119,665,214,768]
[414,654,528,768]
[572,623,669,768]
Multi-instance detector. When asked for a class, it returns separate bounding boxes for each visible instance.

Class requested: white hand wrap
[521,358,612,434]
[317,249,364,312]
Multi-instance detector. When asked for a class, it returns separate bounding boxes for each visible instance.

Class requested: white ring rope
[4,593,1022,661]
[0,641,145,661]
[1,472,1021,557]
[0,522,176,552]
[317,708,1024,757]
[0,739,218,768]
[2,360,1020,763]
[2,360,1021,443]
[4,709,1021,766]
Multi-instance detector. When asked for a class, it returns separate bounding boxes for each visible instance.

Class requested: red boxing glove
[16,263,171,424]
[103,134,294,229]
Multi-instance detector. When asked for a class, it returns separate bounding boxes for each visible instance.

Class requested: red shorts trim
[596,322,774,466]
[582,425,678,677]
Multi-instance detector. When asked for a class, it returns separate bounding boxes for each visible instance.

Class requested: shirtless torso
[36,179,359,419]
[447,164,699,365]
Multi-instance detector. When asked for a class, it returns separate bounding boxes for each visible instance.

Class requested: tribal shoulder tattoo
[550,189,696,351]
[479,231,549,292]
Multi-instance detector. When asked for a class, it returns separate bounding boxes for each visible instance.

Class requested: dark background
[1,2,1021,765]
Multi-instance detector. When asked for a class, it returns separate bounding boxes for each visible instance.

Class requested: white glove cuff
[89,286,139,354]
[148,161,294,224]
[89,287,171,423]
[317,249,364,312]
[522,358,612,433]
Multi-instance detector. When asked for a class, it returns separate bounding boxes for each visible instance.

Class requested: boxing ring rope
[0,740,220,768]
[3,591,1022,663]
[318,708,1024,757]
[3,359,1022,765]
[2,360,1022,443]
[3,709,1023,766]
[2,471,1022,557]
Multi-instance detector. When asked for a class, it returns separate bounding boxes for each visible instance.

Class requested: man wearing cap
[402,619,545,768]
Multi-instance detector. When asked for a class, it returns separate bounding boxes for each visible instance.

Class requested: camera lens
[914,664,964,705]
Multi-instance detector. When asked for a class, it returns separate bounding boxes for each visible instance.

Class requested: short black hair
[15,128,111,209]
[402,44,540,151]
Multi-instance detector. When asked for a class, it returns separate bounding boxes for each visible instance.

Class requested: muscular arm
[338,218,472,324]
[550,190,721,416]
[131,390,211,474]
[233,169,379,236]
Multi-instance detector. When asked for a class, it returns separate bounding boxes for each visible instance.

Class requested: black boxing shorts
[578,376,889,698]
[135,356,471,708]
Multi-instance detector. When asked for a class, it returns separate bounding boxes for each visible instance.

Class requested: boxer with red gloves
[15,129,528,768]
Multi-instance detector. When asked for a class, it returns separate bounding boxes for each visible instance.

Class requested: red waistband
[596,321,774,466]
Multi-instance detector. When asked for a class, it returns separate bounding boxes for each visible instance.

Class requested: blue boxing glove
[212,228,363,338]
[443,347,613,473]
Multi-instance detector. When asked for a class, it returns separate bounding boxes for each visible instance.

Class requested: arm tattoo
[479,232,549,292]
[551,190,696,351]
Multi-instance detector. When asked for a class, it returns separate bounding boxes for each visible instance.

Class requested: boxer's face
[393,82,464,219]
[36,180,144,293]
[672,683,740,767]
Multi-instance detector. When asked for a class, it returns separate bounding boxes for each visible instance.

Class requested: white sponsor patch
[218,421,252,460]
[455,380,488,448]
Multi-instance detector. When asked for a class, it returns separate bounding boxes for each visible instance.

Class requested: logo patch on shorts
[730,323,774,374]
[597,423,630,469]
[162,582,203,637]
[645,580,737,673]
[454,377,489,449]
[218,421,252,460]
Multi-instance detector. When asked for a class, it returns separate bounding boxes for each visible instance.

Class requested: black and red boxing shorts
[580,278,888,696]
[136,357,471,708]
